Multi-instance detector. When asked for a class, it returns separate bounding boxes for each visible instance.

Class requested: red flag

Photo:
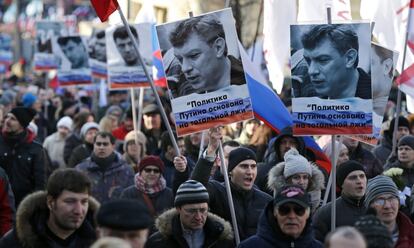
[90,0,119,22]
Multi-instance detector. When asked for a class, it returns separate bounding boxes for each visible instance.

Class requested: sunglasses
[143,168,160,174]
[277,204,306,216]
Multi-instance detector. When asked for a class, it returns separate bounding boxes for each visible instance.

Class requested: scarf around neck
[135,173,166,195]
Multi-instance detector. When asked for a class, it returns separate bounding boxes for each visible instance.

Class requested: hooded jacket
[267,162,325,213]
[0,129,48,207]
[146,208,234,248]
[238,202,323,248]
[256,127,306,194]
[0,191,99,248]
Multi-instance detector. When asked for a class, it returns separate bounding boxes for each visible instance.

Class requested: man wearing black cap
[313,160,367,241]
[146,180,234,247]
[176,127,272,241]
[239,185,322,247]
[142,103,164,155]
[96,199,153,248]
[0,107,48,207]
[373,116,410,166]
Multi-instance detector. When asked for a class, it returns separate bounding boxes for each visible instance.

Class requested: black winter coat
[312,195,366,241]
[120,185,173,216]
[0,130,47,207]
[239,202,323,248]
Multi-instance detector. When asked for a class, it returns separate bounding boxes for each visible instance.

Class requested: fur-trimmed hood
[155,208,233,241]
[267,162,325,195]
[15,191,99,248]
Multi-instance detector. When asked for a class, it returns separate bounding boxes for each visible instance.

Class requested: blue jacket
[76,154,134,203]
[239,202,322,248]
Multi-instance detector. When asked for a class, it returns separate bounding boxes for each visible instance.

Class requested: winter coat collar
[155,208,233,242]
[15,191,99,248]
[256,201,317,247]
[267,162,325,194]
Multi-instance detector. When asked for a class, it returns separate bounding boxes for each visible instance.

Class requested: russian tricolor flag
[240,43,331,172]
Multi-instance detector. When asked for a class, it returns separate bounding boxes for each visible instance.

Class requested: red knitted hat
[138,155,165,174]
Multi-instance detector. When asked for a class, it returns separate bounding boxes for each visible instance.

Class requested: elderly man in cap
[96,199,153,248]
[174,127,272,241]
[239,185,322,247]
[146,180,234,247]
[365,175,414,247]
[313,160,367,241]
[0,107,48,207]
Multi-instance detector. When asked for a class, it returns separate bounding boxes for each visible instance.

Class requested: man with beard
[0,168,99,247]
[0,107,48,207]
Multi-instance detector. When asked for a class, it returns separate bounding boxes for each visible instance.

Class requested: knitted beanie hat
[398,135,414,150]
[80,122,99,138]
[365,175,399,208]
[336,160,365,188]
[283,148,312,178]
[355,214,393,248]
[138,155,165,174]
[57,116,73,131]
[174,180,209,207]
[228,147,256,172]
[10,107,37,128]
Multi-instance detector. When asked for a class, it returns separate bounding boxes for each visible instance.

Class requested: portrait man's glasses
[277,204,306,216]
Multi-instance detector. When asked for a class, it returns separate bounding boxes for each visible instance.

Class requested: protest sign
[34,21,67,71]
[106,23,153,89]
[52,35,92,87]
[156,8,254,136]
[351,43,399,145]
[0,34,12,74]
[290,23,373,135]
[88,29,108,79]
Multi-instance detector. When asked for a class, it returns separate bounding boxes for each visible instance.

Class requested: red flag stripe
[91,0,119,22]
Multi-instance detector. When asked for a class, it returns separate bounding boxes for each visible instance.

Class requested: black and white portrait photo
[156,9,247,98]
[54,36,90,70]
[106,23,153,89]
[290,23,372,100]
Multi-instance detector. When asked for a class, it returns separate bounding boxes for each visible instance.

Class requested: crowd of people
[0,80,411,248]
